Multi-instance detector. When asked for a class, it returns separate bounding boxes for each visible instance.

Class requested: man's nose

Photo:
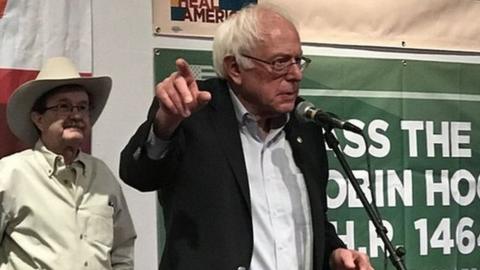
[68,107,84,118]
[285,62,303,81]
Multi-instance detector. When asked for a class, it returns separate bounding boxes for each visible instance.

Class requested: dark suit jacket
[120,78,345,270]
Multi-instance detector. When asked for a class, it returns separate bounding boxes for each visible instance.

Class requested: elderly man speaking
[0,57,136,269]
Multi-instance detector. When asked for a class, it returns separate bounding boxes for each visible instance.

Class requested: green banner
[154,48,480,269]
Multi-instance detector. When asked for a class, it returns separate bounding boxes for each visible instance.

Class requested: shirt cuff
[144,125,171,160]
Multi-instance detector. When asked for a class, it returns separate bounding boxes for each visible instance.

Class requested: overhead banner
[153,0,480,52]
[153,48,480,269]
[0,0,93,158]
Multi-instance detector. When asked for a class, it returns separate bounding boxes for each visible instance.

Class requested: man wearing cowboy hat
[0,57,136,269]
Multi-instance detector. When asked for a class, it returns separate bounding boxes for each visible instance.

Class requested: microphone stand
[323,127,407,270]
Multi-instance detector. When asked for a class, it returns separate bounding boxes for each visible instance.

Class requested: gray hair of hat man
[212,3,298,78]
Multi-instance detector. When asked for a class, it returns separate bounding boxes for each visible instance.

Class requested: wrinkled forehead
[256,12,299,42]
[253,16,301,56]
[258,10,298,34]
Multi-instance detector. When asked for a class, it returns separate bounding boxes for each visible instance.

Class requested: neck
[255,114,288,141]
[229,85,288,137]
[41,138,80,165]
[256,118,271,141]
[60,147,79,165]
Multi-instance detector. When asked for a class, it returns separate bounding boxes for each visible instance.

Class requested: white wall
[91,1,211,269]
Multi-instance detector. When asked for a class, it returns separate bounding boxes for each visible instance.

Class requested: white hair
[212,3,297,78]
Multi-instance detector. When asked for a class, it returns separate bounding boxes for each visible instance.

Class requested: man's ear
[31,111,44,132]
[223,55,242,85]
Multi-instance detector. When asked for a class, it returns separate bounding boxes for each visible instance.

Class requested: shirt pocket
[86,205,114,247]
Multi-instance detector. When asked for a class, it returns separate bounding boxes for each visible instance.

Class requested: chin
[277,101,296,113]
[64,137,84,145]
[63,132,85,143]
[277,93,297,105]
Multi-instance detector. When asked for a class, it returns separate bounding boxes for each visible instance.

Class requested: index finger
[175,58,195,86]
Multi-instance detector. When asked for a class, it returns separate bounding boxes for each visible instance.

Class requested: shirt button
[84,261,88,267]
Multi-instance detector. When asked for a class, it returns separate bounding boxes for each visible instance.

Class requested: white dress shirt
[230,92,313,270]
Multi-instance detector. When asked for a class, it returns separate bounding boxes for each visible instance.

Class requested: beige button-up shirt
[0,141,136,270]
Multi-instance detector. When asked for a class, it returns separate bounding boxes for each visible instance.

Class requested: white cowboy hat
[6,57,112,146]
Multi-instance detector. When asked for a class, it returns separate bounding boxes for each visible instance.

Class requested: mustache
[63,120,86,129]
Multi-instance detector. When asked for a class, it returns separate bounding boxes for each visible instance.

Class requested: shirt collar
[34,140,86,177]
[229,87,250,126]
[228,87,290,128]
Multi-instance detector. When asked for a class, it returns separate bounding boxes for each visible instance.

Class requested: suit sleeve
[323,220,347,269]
[119,79,211,192]
[119,98,183,192]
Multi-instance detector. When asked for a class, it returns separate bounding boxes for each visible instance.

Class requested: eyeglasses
[44,102,91,116]
[241,54,311,75]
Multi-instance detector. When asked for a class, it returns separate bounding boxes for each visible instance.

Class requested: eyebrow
[270,51,304,59]
[52,97,89,104]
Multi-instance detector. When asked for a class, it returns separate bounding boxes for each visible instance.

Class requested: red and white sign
[0,0,93,157]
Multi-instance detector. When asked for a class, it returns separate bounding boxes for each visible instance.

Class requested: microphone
[295,101,363,134]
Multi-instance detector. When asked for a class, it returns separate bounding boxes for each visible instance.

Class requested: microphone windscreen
[295,100,315,122]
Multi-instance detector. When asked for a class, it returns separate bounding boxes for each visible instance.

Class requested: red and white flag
[0,0,93,157]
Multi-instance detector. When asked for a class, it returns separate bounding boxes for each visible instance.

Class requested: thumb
[342,252,356,268]
[196,91,212,106]
[331,248,356,270]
